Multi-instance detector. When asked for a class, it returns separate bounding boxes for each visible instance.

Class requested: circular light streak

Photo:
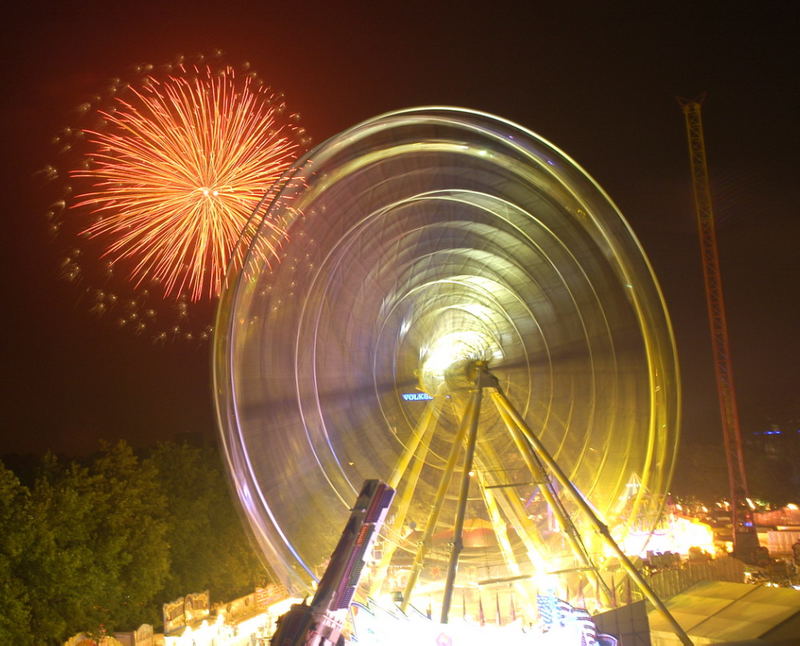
[214,107,680,613]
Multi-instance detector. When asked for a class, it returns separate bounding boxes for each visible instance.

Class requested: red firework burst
[73,63,301,302]
[43,53,308,343]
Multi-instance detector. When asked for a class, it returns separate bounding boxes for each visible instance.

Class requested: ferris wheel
[213,107,681,625]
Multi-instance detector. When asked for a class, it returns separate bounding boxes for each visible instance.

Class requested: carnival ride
[214,107,688,643]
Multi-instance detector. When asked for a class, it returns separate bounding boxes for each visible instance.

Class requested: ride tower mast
[678,97,759,561]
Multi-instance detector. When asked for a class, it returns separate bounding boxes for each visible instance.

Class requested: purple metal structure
[270,480,395,646]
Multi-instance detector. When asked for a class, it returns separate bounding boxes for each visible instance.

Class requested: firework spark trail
[72,64,298,302]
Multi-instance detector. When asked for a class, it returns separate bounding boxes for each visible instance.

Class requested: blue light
[401,392,433,401]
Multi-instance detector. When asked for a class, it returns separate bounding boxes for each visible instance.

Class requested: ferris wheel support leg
[493,400,613,609]
[474,447,549,569]
[476,468,538,616]
[368,400,440,599]
[490,387,694,646]
[441,386,483,624]
[400,393,478,612]
[387,399,440,490]
[493,400,592,564]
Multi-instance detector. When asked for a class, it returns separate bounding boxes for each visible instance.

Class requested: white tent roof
[648,581,800,644]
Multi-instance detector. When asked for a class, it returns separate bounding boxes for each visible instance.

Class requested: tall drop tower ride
[678,97,759,561]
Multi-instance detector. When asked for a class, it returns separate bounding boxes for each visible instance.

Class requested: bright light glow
[419,325,502,393]
[72,64,299,302]
[421,330,487,376]
[267,596,303,617]
[350,610,601,646]
[164,615,223,645]
[621,515,715,557]
[787,503,799,511]
[164,596,303,645]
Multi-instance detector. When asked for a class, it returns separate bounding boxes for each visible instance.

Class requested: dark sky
[1,2,798,457]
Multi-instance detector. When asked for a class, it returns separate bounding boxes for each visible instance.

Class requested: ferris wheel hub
[440,359,499,394]
[419,328,502,394]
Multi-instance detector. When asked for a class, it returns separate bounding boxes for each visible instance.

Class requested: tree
[746,449,797,506]
[26,454,106,641]
[0,462,34,645]
[148,441,269,605]
[2,440,266,641]
[86,441,170,628]
[670,442,730,502]
[21,443,170,640]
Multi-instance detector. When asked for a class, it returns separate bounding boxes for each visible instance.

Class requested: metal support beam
[441,386,483,623]
[474,444,549,570]
[495,401,588,564]
[475,468,538,618]
[493,396,612,608]
[387,399,440,490]
[491,385,693,646]
[400,392,478,611]
[369,399,440,598]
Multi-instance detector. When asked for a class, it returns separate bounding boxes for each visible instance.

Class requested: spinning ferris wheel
[213,107,682,629]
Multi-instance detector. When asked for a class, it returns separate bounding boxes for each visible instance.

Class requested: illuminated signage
[402,392,433,401]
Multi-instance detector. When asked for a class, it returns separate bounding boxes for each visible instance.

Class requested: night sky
[1,3,798,459]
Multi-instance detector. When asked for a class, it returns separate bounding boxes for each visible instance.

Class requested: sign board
[256,584,288,609]
[162,597,185,634]
[133,624,153,646]
[402,392,433,401]
[184,591,210,623]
